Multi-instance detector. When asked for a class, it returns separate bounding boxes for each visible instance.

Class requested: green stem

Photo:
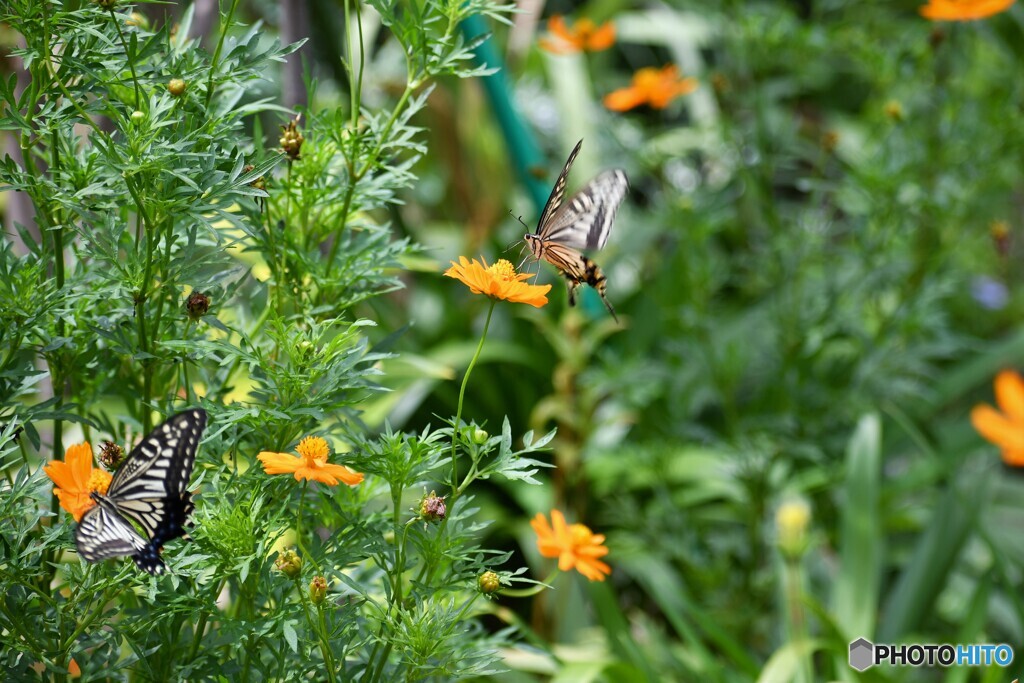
[110,9,141,109]
[295,479,319,570]
[450,300,495,491]
[205,0,242,109]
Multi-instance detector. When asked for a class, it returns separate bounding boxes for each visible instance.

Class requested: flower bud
[94,0,118,8]
[419,491,447,523]
[186,291,210,320]
[243,164,267,191]
[130,110,145,125]
[274,549,302,579]
[776,499,811,560]
[126,12,149,28]
[309,575,328,605]
[280,116,304,160]
[478,571,500,594]
[471,427,488,445]
[883,100,904,122]
[168,78,186,97]
[98,441,125,470]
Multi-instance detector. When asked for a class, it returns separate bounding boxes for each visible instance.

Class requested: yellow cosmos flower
[920,0,1015,20]
[257,436,364,486]
[531,509,611,582]
[444,256,550,307]
[604,65,698,112]
[44,442,113,522]
[539,16,616,54]
[971,370,1024,466]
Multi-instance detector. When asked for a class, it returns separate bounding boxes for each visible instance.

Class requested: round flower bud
[186,291,210,320]
[478,571,500,594]
[98,441,125,470]
[130,110,145,125]
[776,499,811,560]
[418,491,447,523]
[168,78,186,97]
[471,427,488,445]
[274,549,302,579]
[309,575,328,605]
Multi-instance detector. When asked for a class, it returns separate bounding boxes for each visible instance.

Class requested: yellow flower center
[569,523,593,547]
[296,435,330,466]
[574,18,596,38]
[88,470,112,496]
[487,259,518,282]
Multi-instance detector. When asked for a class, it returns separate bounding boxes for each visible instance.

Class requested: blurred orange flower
[258,436,363,486]
[445,257,550,307]
[604,65,698,112]
[44,442,112,522]
[539,16,616,54]
[920,0,1015,20]
[971,370,1024,465]
[531,510,611,581]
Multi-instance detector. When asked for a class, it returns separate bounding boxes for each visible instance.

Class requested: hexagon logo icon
[849,638,874,672]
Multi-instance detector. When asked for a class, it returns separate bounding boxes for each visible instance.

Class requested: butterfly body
[524,139,628,322]
[75,409,207,574]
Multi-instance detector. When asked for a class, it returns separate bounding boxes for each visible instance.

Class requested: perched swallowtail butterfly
[75,409,207,574]
[523,139,628,322]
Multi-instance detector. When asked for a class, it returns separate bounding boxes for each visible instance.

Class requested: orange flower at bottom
[919,0,1015,20]
[531,510,611,581]
[539,16,616,54]
[44,442,112,522]
[971,370,1024,466]
[257,436,364,486]
[444,257,551,307]
[603,65,698,112]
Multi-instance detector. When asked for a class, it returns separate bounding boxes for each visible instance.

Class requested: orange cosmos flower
[531,509,611,581]
[44,442,112,522]
[539,16,616,54]
[444,257,550,307]
[257,436,363,486]
[603,65,698,112]
[920,0,1015,20]
[971,370,1024,466]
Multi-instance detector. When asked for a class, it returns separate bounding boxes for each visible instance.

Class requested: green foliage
[6,0,1024,681]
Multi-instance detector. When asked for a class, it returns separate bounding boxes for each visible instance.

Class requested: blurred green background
[7,0,1024,680]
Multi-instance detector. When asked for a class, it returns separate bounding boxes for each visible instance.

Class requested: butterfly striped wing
[75,409,207,574]
[524,140,628,321]
[537,170,628,251]
[535,139,583,236]
[76,505,149,562]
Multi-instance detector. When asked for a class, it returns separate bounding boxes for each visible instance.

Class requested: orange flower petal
[1002,448,1024,466]
[971,404,1024,450]
[603,87,648,112]
[257,451,303,474]
[920,0,1015,20]
[994,370,1024,423]
[587,22,616,51]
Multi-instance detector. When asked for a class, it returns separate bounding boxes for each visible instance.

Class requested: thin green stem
[110,9,141,109]
[450,300,495,491]
[205,0,242,109]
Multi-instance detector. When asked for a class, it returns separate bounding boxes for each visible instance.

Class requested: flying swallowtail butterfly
[523,139,628,322]
[75,409,207,574]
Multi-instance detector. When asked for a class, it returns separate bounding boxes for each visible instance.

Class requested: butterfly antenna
[508,209,531,232]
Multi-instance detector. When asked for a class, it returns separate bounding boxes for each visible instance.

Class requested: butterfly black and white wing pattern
[523,139,628,322]
[75,409,207,574]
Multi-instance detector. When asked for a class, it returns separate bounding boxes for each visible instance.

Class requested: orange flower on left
[531,509,611,581]
[971,370,1024,466]
[445,257,551,307]
[539,16,616,54]
[258,435,363,486]
[44,443,112,522]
